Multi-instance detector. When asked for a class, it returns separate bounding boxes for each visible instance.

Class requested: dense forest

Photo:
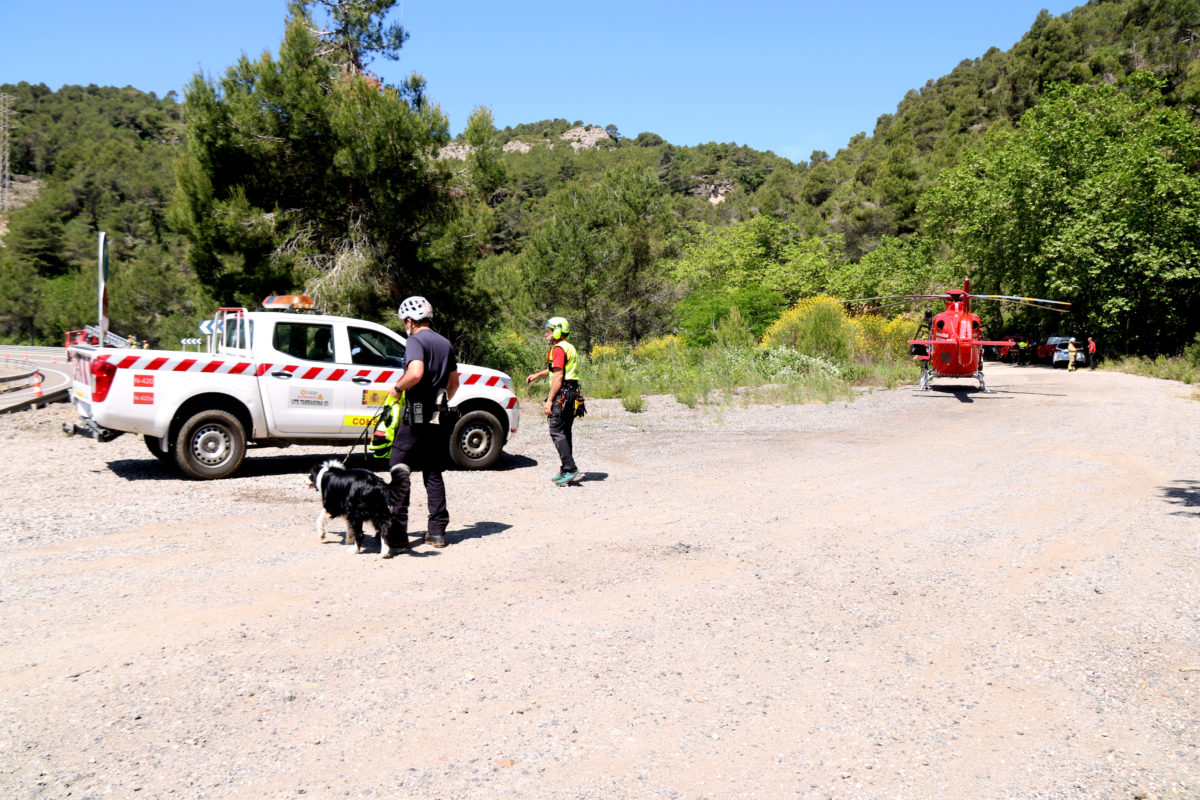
[2,0,1199,360]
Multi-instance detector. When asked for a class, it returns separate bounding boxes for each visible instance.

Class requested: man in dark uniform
[387,296,459,551]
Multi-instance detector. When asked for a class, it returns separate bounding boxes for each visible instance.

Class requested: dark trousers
[548,385,578,472]
[387,422,448,539]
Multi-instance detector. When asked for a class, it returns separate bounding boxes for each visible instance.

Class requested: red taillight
[91,359,117,402]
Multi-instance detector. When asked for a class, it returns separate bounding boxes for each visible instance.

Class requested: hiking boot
[425,532,447,548]
[555,470,580,486]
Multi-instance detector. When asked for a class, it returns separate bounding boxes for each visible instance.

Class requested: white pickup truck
[64,305,520,479]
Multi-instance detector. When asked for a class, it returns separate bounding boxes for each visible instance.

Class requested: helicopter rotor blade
[971,294,1071,306]
[842,294,949,304]
[986,297,1072,313]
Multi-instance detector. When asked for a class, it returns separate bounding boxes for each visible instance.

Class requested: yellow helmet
[544,316,569,339]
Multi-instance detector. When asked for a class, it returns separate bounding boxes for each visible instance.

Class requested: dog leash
[340,406,386,466]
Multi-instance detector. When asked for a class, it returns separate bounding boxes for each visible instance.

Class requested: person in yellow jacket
[1067,337,1078,372]
[526,316,582,486]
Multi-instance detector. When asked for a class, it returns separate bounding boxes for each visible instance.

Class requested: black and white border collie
[307,459,403,558]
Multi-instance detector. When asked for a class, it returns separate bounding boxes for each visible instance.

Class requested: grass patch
[505,301,924,409]
[1104,355,1199,384]
[621,391,645,413]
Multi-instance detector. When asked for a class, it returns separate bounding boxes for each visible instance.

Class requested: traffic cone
[33,373,43,398]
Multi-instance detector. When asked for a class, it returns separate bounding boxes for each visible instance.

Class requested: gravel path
[0,363,1197,799]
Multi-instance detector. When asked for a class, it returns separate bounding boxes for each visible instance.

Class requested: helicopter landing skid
[919,368,990,392]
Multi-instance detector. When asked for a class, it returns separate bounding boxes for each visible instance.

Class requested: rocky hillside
[439,125,616,160]
[0,175,41,239]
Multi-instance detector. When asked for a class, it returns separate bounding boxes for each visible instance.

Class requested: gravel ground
[0,363,1197,800]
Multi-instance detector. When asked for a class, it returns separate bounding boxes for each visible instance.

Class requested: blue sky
[1,0,1078,162]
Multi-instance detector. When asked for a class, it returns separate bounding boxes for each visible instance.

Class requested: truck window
[274,322,335,363]
[222,319,253,350]
[348,326,405,367]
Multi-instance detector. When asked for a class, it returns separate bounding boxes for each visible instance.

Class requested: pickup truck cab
[65,304,519,479]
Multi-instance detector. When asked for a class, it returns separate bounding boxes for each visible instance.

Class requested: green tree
[5,192,69,276]
[675,285,784,347]
[671,215,844,303]
[0,255,45,344]
[925,75,1200,352]
[521,166,676,350]
[827,235,955,301]
[300,0,409,75]
[171,0,473,337]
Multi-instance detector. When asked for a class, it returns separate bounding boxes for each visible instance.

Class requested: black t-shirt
[403,328,457,409]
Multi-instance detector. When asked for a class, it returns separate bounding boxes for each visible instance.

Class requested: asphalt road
[0,346,72,412]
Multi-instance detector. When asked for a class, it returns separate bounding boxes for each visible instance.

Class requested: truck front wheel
[174,410,246,480]
[448,410,503,469]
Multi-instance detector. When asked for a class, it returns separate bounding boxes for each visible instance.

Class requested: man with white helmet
[526,316,582,486]
[386,296,459,549]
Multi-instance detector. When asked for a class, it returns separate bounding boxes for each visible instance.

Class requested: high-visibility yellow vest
[548,340,579,381]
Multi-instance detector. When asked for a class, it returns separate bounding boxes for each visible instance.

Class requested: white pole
[97,232,109,343]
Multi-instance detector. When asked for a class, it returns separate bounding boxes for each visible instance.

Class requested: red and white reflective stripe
[100,355,399,384]
[461,373,501,387]
[253,364,396,384]
[505,397,518,409]
[104,354,255,375]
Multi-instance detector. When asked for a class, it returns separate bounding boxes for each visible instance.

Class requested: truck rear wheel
[174,410,246,480]
[449,409,502,469]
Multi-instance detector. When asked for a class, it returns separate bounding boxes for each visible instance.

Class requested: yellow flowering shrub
[760,296,852,362]
[761,296,919,364]
[590,343,624,362]
[632,334,686,362]
[847,313,917,362]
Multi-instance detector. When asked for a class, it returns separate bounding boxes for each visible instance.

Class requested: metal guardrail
[0,350,71,412]
[0,358,39,390]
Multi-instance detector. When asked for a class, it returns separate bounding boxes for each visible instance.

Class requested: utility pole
[0,92,13,212]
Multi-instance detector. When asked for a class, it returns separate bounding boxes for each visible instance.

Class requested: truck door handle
[270,370,294,379]
[352,377,372,385]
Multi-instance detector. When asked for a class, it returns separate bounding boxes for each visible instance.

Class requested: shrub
[476,329,545,380]
[713,306,757,350]
[1183,333,1200,367]
[632,334,686,362]
[761,296,853,362]
[590,342,623,362]
[849,314,916,363]
[676,285,785,347]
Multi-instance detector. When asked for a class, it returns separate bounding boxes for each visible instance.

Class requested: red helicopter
[847,279,1070,392]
